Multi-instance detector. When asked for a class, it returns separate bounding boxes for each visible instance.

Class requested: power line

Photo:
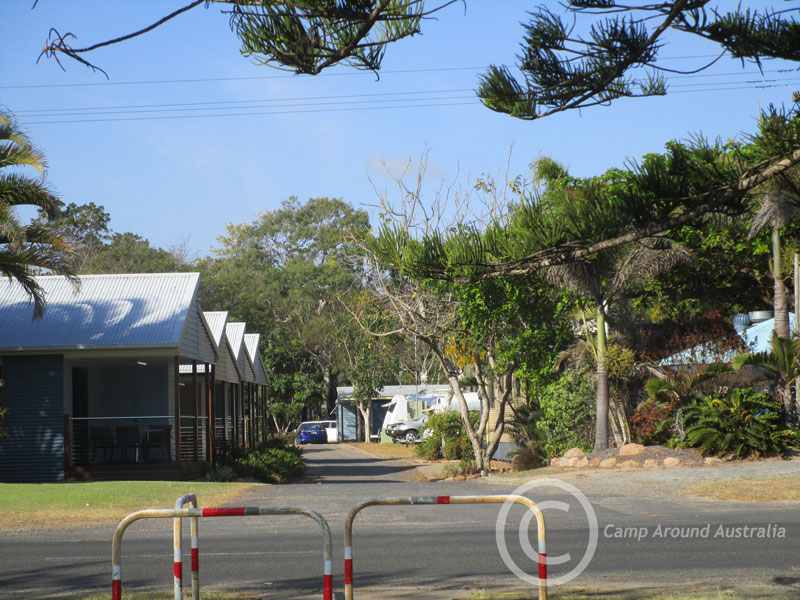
[22,100,479,125]
[14,88,475,114]
[19,94,478,119]
[13,71,797,117]
[0,66,487,90]
[1,54,771,90]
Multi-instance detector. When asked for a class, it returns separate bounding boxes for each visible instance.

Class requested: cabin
[0,273,222,482]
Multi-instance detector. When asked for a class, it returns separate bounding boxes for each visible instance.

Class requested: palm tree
[747,187,799,339]
[532,159,693,450]
[0,110,75,317]
[543,239,692,450]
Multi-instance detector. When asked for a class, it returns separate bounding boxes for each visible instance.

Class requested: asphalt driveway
[0,444,798,599]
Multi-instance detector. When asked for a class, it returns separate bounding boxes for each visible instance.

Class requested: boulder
[704,457,723,466]
[466,473,481,480]
[563,447,586,459]
[454,474,467,481]
[572,457,589,468]
[620,460,639,468]
[619,443,646,457]
[643,459,660,469]
[588,457,601,468]
[551,457,563,467]
[599,457,617,468]
[663,457,681,468]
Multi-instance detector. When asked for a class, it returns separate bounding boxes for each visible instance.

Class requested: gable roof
[226,322,256,383]
[244,333,268,385]
[197,311,242,382]
[0,273,215,362]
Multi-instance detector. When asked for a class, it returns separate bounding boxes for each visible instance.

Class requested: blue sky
[1,1,797,258]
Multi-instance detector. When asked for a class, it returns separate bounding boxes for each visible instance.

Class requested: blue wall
[0,355,65,482]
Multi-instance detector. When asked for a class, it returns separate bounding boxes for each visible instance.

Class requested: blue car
[295,421,330,445]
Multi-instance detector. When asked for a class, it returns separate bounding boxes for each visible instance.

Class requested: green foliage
[217,438,306,483]
[681,389,800,458]
[0,110,75,317]
[199,196,372,416]
[477,2,798,120]
[537,372,595,458]
[416,411,479,461]
[234,447,306,483]
[205,464,236,482]
[84,232,187,274]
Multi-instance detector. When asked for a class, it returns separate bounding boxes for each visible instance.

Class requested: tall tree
[34,201,112,272]
[39,1,459,76]
[0,110,75,318]
[744,108,800,338]
[201,196,371,415]
[83,232,188,274]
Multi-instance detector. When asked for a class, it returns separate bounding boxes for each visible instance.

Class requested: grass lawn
[348,442,419,459]
[0,481,258,531]
[682,477,800,502]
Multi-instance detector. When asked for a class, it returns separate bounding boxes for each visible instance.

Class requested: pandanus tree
[0,110,75,318]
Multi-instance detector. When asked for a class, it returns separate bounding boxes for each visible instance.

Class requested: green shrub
[537,372,595,458]
[205,464,236,482]
[681,388,800,458]
[214,437,306,483]
[415,411,478,461]
[235,447,306,483]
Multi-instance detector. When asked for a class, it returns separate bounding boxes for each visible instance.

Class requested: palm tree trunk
[594,306,609,451]
[773,226,790,338]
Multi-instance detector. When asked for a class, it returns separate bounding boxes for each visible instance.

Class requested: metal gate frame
[112,506,333,600]
[343,494,547,600]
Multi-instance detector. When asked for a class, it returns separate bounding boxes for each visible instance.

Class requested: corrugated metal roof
[244,333,268,385]
[225,322,245,356]
[202,311,228,346]
[0,273,200,351]
[336,384,452,399]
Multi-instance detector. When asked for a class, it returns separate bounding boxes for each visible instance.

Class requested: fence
[343,495,547,600]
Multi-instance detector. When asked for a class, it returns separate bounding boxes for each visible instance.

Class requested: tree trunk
[594,306,610,451]
[608,404,623,447]
[773,227,791,338]
[448,374,486,473]
[484,371,512,464]
[356,401,373,443]
[321,365,338,418]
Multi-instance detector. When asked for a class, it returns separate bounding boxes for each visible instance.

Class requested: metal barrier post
[173,494,199,600]
[343,495,546,600]
[112,506,333,600]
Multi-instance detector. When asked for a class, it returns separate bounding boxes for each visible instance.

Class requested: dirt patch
[683,477,800,502]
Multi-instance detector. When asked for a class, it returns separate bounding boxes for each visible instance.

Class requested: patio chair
[116,425,143,463]
[145,426,171,462]
[90,425,116,464]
